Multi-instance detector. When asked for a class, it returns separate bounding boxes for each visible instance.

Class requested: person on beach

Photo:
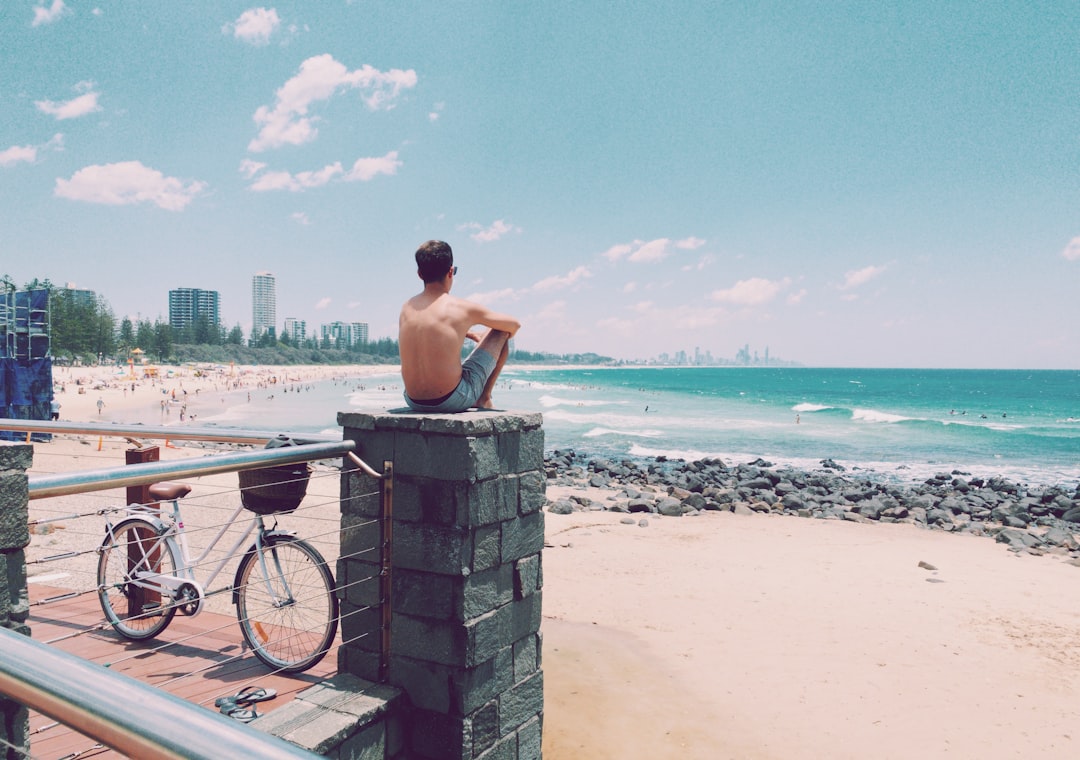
[96,397,105,415]
[50,400,61,420]
[399,240,520,412]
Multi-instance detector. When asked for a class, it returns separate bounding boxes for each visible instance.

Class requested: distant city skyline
[3,4,1079,368]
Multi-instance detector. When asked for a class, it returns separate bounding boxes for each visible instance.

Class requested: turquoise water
[158,367,1080,487]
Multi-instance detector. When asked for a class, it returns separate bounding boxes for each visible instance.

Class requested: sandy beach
[17,363,1080,758]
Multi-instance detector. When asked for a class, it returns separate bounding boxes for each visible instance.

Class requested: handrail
[0,418,339,445]
[28,439,357,499]
[0,626,319,759]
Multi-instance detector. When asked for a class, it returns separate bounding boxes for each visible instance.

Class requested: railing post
[0,442,33,757]
[339,410,546,760]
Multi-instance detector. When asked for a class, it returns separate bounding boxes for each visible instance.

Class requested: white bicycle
[95,464,338,673]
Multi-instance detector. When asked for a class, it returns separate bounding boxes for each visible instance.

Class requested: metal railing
[0,419,395,759]
[0,628,319,760]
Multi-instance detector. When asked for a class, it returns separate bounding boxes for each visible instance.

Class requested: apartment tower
[252,272,276,339]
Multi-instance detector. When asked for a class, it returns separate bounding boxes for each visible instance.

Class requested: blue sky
[2,1,1079,369]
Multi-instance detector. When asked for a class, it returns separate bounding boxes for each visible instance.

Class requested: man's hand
[465,330,482,343]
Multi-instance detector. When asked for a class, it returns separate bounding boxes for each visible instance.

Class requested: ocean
[165,367,1080,488]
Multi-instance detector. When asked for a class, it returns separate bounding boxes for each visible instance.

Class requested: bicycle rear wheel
[234,535,338,672]
[97,518,179,640]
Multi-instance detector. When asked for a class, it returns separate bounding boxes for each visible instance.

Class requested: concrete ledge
[255,674,403,759]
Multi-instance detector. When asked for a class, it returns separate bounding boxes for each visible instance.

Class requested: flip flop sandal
[214,685,278,709]
[221,705,259,723]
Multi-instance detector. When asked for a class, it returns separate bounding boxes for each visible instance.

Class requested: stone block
[458,565,513,621]
[517,471,546,515]
[394,522,471,576]
[339,646,382,683]
[450,646,512,714]
[0,444,32,472]
[510,592,543,642]
[395,478,469,526]
[341,606,382,654]
[513,555,540,600]
[393,613,460,667]
[501,512,544,563]
[499,671,544,736]
[466,479,503,527]
[472,524,501,573]
[407,709,469,760]
[516,715,542,760]
[341,558,382,610]
[393,569,455,621]
[512,634,540,681]
[464,604,513,667]
[341,514,382,562]
[468,700,500,756]
[337,721,385,760]
[0,474,29,552]
[388,656,451,713]
[474,735,516,760]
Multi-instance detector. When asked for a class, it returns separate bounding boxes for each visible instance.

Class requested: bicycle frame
[109,498,270,606]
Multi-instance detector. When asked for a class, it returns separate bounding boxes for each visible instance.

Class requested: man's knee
[479,328,511,355]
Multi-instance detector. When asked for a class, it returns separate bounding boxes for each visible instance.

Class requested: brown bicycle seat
[148,482,192,501]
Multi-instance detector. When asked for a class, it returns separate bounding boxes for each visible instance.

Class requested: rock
[917,561,938,571]
[547,500,575,515]
[994,528,1043,550]
[657,497,685,517]
[619,517,636,525]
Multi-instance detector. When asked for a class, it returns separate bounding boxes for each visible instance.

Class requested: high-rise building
[321,321,369,347]
[168,287,220,331]
[283,317,306,343]
[252,272,276,339]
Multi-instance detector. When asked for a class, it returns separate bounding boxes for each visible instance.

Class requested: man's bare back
[399,241,520,411]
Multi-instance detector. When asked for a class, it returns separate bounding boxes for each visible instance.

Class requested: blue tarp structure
[0,288,52,441]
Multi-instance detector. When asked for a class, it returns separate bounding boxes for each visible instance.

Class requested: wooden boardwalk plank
[26,583,338,759]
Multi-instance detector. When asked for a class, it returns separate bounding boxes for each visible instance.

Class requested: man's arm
[464,300,520,336]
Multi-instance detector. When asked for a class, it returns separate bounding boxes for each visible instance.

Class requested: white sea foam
[583,427,663,439]
[538,394,616,409]
[792,403,832,413]
[851,408,909,424]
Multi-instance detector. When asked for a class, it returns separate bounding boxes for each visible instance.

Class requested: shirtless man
[399,240,520,412]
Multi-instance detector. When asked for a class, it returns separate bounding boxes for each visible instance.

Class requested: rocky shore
[544,450,1080,558]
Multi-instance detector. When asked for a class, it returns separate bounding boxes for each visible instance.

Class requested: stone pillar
[338,411,545,760]
[0,443,32,757]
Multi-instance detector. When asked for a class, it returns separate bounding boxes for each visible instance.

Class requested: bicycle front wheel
[234,535,338,672]
[97,518,179,640]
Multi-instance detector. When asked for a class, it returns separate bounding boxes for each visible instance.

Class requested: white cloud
[629,238,671,262]
[1,133,64,167]
[344,151,401,181]
[710,277,791,306]
[839,264,887,290]
[601,243,633,262]
[238,158,267,179]
[0,145,37,167]
[1062,236,1080,261]
[533,266,591,292]
[315,297,332,310]
[36,90,101,120]
[787,288,808,305]
[623,282,637,293]
[248,54,418,152]
[248,162,343,192]
[461,219,521,243]
[225,7,281,45]
[32,0,67,27]
[54,161,206,211]
[675,236,706,250]
[429,102,445,122]
[291,211,310,225]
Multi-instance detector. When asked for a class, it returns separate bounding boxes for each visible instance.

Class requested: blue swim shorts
[403,345,498,413]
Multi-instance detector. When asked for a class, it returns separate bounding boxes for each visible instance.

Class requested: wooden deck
[26,582,339,759]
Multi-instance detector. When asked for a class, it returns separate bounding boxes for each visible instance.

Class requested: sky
[2,1,1079,369]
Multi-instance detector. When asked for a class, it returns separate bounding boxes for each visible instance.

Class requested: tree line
[3,277,612,366]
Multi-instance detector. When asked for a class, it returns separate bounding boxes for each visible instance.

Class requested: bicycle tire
[97,518,179,640]
[234,535,338,673]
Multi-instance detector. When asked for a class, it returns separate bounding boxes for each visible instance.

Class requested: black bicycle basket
[238,463,311,515]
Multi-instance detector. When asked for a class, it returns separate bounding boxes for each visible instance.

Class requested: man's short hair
[416,240,454,283]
